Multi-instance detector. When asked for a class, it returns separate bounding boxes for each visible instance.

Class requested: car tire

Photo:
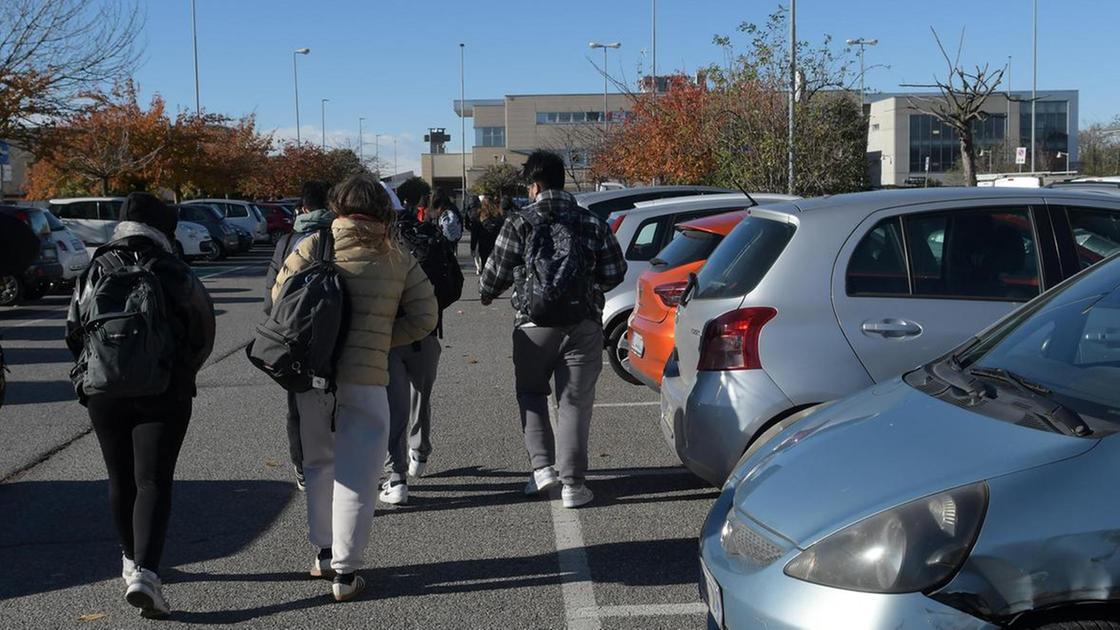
[206,242,225,262]
[1022,620,1120,630]
[0,276,22,306]
[607,318,642,386]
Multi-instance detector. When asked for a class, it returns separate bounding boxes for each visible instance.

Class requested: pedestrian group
[64,150,626,618]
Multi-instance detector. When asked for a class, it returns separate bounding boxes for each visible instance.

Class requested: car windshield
[652,229,724,269]
[44,210,66,231]
[693,215,796,300]
[957,278,1120,426]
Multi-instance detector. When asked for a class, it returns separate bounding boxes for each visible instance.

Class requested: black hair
[300,180,330,210]
[521,150,565,191]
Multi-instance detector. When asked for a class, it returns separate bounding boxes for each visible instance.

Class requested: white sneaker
[562,484,594,509]
[122,555,138,586]
[310,549,335,579]
[524,466,560,496]
[379,479,409,505]
[407,451,428,478]
[332,573,366,602]
[125,568,170,619]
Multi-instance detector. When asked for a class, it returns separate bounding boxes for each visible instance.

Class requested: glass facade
[908,113,1006,173]
[534,111,633,124]
[1020,100,1070,156]
[475,126,505,147]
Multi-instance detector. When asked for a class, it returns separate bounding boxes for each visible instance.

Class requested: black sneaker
[294,466,306,491]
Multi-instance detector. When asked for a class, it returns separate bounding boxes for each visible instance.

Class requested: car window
[846,217,908,296]
[99,200,123,221]
[180,207,204,223]
[24,210,50,236]
[905,207,1039,301]
[225,204,249,218]
[626,217,670,261]
[695,216,796,300]
[653,228,723,269]
[54,201,97,220]
[1067,207,1120,269]
[44,211,65,231]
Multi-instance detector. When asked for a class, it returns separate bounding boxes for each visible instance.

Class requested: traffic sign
[1015,147,1027,165]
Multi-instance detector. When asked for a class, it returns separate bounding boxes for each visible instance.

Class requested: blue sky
[133,0,1119,176]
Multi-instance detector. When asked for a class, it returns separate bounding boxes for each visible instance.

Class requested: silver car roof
[573,185,735,205]
[787,186,1120,217]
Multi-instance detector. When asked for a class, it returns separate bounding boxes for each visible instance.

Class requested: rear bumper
[627,316,673,392]
[661,362,794,487]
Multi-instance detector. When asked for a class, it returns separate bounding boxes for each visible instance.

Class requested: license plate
[630,332,645,358]
[701,559,724,628]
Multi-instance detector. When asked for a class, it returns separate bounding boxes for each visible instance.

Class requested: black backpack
[75,251,177,398]
[519,209,593,327]
[398,219,464,311]
[246,229,349,392]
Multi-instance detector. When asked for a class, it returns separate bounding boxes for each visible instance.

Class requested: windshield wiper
[969,367,1093,437]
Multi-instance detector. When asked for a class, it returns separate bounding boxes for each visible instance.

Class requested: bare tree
[542,122,605,192]
[0,0,143,147]
[902,28,1004,187]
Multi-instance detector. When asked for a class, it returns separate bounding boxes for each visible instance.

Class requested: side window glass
[1067,207,1120,269]
[846,217,908,296]
[626,217,669,261]
[905,207,1039,301]
[227,204,249,218]
[100,201,123,220]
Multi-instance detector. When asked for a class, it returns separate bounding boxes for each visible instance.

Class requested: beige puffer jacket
[272,217,437,386]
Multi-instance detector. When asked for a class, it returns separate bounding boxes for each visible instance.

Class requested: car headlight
[784,482,988,593]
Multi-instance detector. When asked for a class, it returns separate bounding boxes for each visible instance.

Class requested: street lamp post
[359,117,366,165]
[589,42,622,133]
[845,37,878,116]
[191,0,201,115]
[1031,0,1037,172]
[320,98,329,150]
[1057,151,1070,173]
[788,0,796,195]
[292,48,310,146]
[651,0,657,104]
[459,43,467,209]
[375,134,386,177]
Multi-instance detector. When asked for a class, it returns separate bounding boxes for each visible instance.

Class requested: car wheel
[0,276,22,306]
[1022,620,1120,630]
[206,242,225,261]
[607,318,642,386]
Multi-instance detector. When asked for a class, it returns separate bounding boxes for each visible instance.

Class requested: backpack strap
[314,227,335,263]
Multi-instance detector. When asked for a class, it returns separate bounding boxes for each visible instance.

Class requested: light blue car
[701,253,1120,629]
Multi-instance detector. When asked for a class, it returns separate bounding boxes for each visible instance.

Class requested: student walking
[66,193,216,618]
[479,151,625,509]
[263,181,334,491]
[475,196,508,272]
[272,174,436,601]
[379,201,463,505]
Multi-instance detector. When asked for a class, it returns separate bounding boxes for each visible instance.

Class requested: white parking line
[593,401,659,408]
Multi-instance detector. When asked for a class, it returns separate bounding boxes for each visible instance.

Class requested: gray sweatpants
[385,335,442,476]
[513,319,603,485]
[298,383,389,573]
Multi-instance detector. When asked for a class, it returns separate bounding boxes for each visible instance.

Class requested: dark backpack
[76,252,177,398]
[246,229,349,392]
[519,209,593,327]
[398,219,463,311]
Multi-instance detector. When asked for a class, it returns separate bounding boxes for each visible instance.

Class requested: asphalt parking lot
[0,248,716,629]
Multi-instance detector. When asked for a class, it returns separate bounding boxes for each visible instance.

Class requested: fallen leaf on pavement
[264,459,279,468]
[78,613,107,622]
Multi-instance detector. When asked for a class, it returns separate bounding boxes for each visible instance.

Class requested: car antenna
[735,183,758,208]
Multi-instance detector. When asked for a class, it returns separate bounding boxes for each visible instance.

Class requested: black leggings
[89,395,191,572]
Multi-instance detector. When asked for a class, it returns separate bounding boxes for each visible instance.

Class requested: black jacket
[67,234,216,404]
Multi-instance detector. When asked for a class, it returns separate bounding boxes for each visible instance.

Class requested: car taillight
[610,214,627,233]
[653,281,689,308]
[697,307,777,371]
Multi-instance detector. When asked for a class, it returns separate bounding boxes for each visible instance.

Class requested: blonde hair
[479,197,503,221]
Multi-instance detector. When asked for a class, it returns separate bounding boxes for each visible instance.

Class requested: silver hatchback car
[662,187,1120,486]
[700,251,1120,629]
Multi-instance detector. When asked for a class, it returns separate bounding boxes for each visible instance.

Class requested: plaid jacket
[479,190,626,327]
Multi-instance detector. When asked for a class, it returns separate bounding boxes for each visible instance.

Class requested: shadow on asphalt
[0,324,66,341]
[0,479,295,600]
[4,345,74,366]
[210,296,263,305]
[2,380,75,405]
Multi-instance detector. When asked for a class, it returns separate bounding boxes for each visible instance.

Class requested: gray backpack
[247,228,349,392]
[77,253,176,398]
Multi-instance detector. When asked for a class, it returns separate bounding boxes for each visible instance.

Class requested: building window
[908,113,1006,173]
[1019,100,1069,163]
[535,111,613,125]
[476,126,505,147]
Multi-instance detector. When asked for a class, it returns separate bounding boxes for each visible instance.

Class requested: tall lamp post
[589,42,622,133]
[651,0,657,104]
[788,0,797,195]
[320,98,329,150]
[845,37,878,116]
[292,48,310,146]
[375,133,386,177]
[358,117,366,165]
[191,0,201,115]
[459,43,467,209]
[1031,0,1037,172]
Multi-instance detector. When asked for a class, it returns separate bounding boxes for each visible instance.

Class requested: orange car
[626,210,748,390]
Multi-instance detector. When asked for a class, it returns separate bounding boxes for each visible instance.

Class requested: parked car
[175,203,239,260]
[49,197,214,261]
[183,199,269,244]
[574,185,737,221]
[625,210,748,390]
[662,187,1120,487]
[601,193,797,384]
[0,206,64,306]
[257,202,294,242]
[701,250,1120,630]
[231,225,253,253]
[43,210,90,282]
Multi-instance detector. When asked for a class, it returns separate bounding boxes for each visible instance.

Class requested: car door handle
[861,319,923,338]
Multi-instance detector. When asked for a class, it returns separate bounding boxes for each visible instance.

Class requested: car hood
[733,378,1097,548]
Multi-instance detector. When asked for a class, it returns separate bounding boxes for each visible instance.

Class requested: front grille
[723,518,784,566]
